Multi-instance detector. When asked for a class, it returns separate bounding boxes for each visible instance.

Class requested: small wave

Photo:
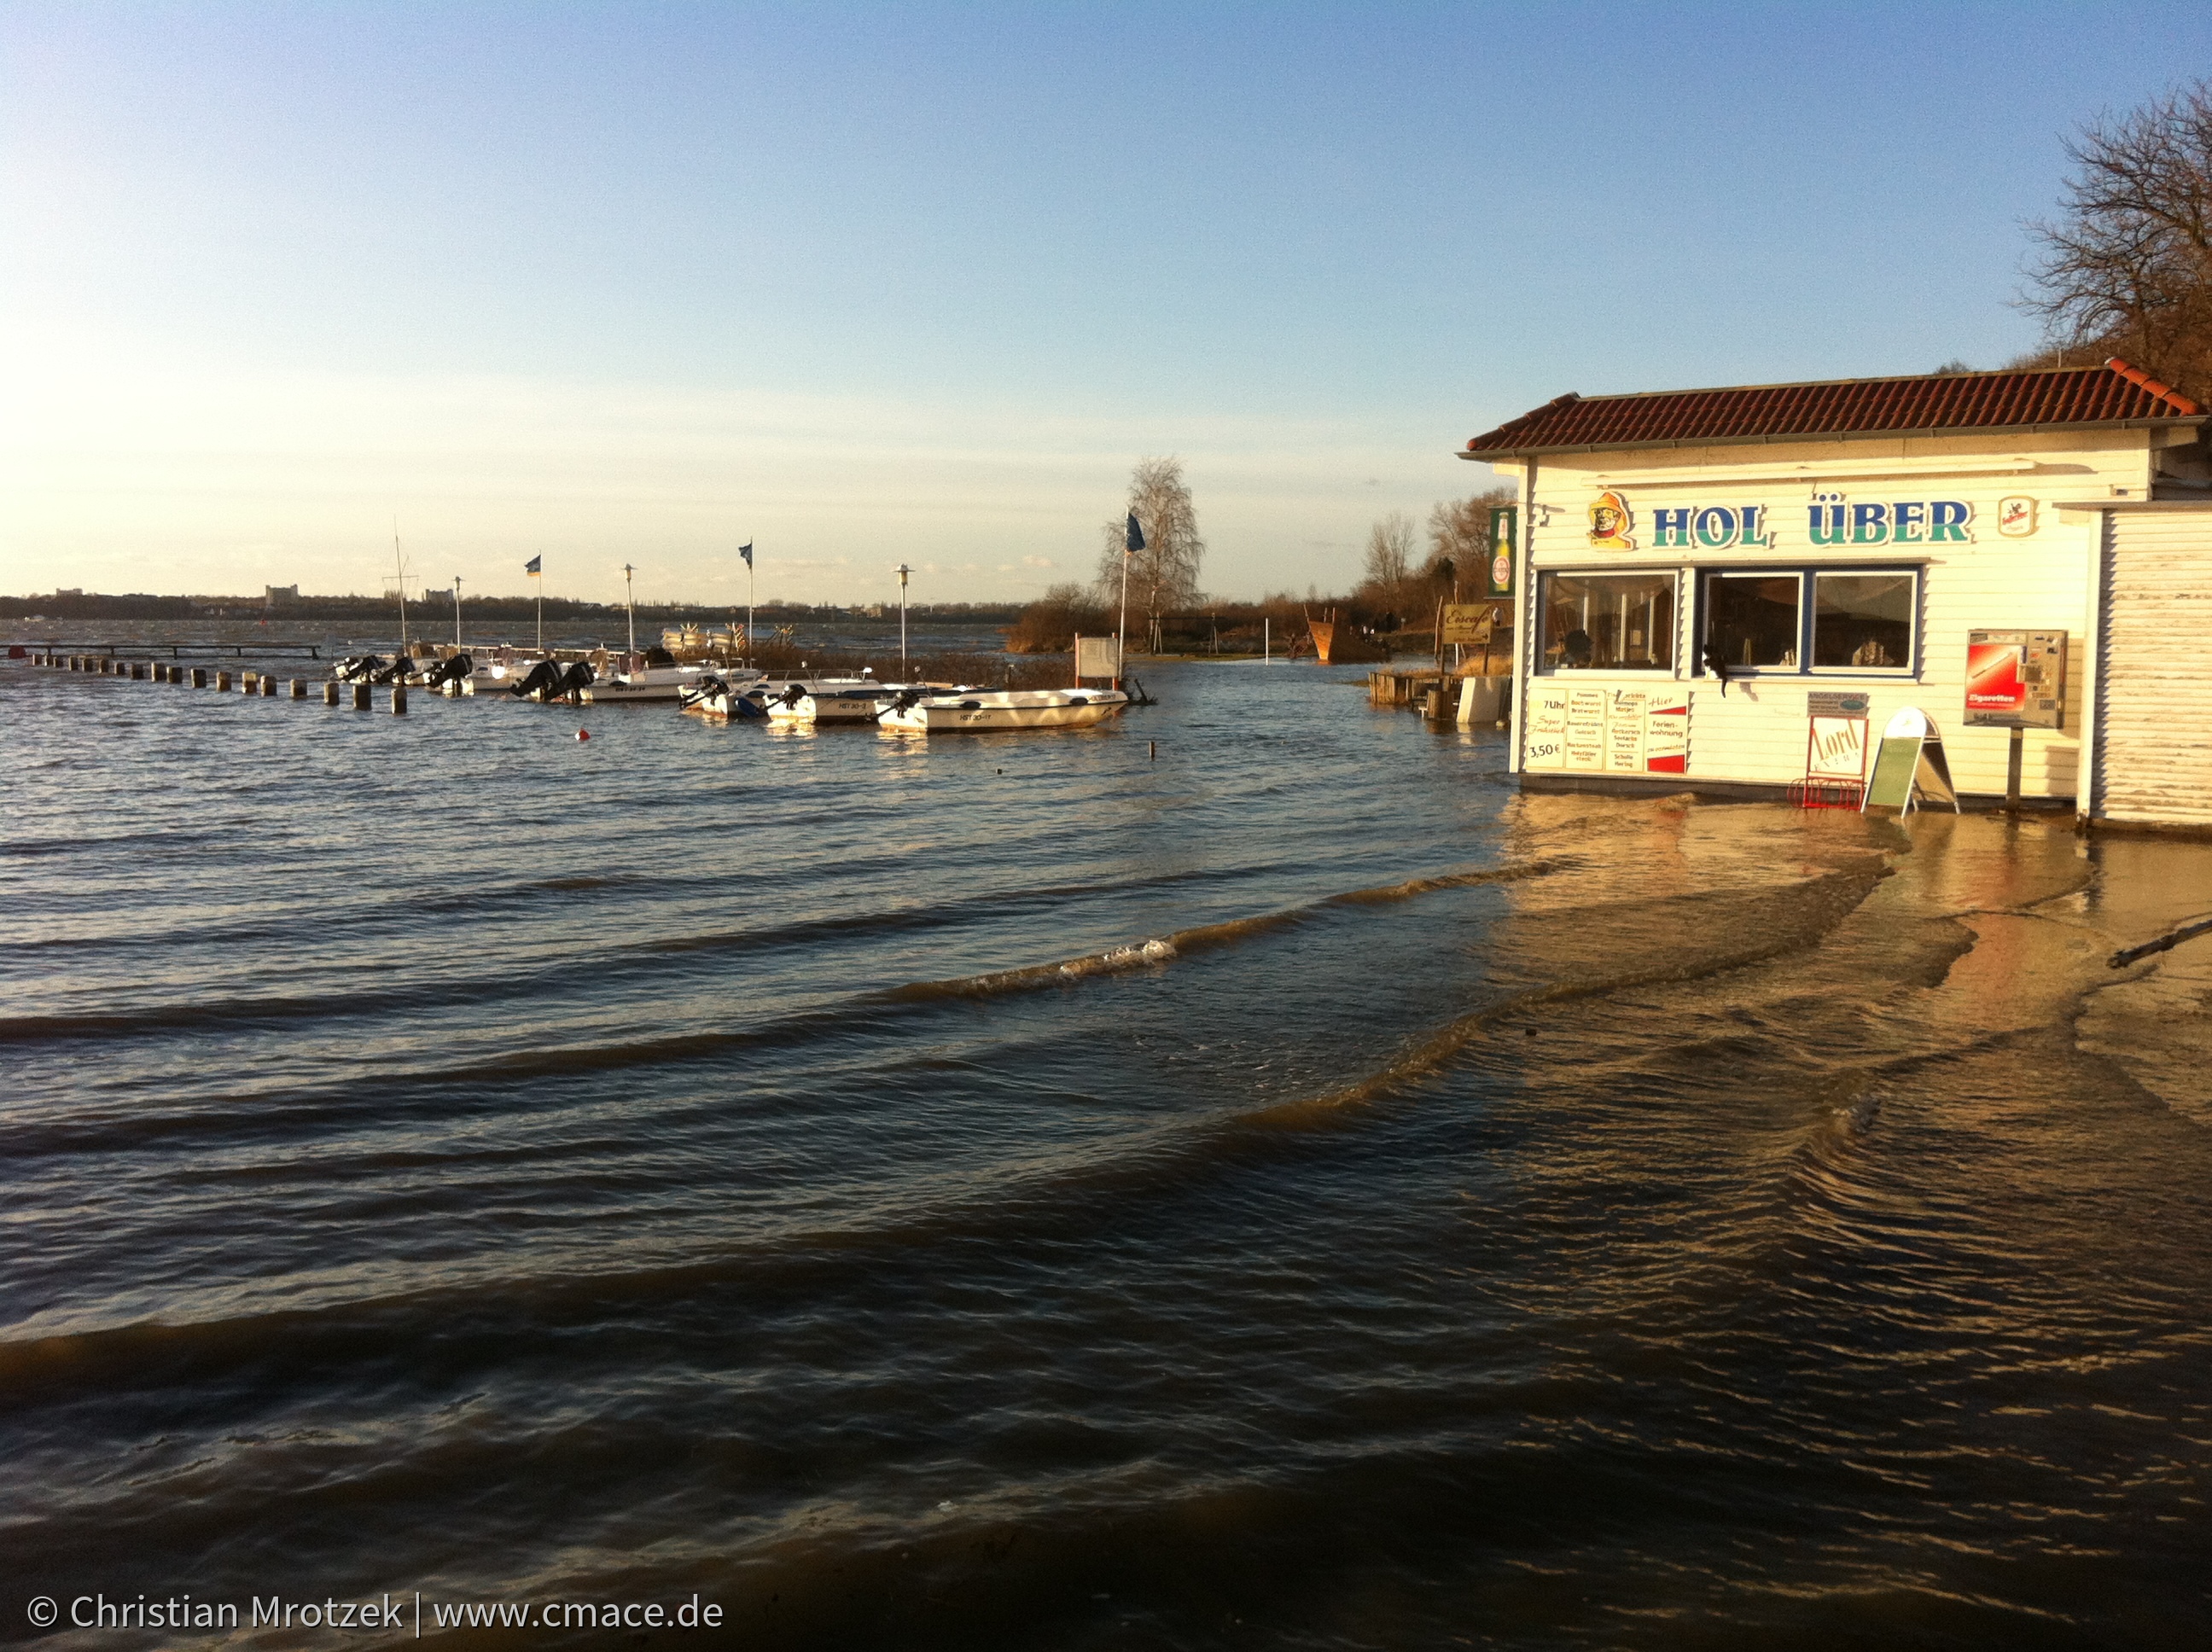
[890,858,1567,1003]
[1322,855,1572,906]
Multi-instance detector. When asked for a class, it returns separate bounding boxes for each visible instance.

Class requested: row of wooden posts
[28,651,409,712]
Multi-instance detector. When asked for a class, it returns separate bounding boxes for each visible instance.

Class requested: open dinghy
[877,686,1129,733]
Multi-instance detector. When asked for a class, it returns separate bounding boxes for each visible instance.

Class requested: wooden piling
[131,663,146,680]
[191,667,208,688]
[352,683,370,711]
[216,670,231,691]
[260,675,277,696]
[392,684,408,714]
[292,678,307,698]
[325,680,341,706]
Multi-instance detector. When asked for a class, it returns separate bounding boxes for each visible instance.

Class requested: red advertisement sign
[1965,640,2025,713]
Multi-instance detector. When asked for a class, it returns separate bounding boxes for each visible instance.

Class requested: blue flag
[525,556,542,577]
[739,543,754,568]
[1125,514,1144,554]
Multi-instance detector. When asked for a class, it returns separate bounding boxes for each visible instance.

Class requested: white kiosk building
[1460,359,2212,827]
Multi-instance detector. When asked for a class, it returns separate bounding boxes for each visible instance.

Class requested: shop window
[1697,567,1919,677]
[1706,573,1802,668]
[1812,572,1914,670]
[1536,572,1676,672]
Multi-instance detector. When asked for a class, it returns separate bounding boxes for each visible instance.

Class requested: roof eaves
[1456,412,2209,462]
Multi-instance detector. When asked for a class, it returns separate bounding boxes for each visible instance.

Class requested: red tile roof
[1462,358,2203,458]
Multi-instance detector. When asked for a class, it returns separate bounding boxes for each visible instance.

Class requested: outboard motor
[509,659,564,700]
[370,655,412,684]
[333,653,385,682]
[554,660,596,701]
[422,653,471,688]
[678,672,725,711]
[778,683,807,709]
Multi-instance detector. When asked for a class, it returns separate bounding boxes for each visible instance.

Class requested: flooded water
[5,638,2211,1649]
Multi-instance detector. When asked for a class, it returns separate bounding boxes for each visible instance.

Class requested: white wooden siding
[2094,507,2212,825]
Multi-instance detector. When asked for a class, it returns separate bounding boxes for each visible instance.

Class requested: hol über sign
[1605,493,1976,550]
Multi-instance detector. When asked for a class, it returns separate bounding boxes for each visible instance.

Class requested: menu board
[1524,683,1569,769]
[1564,688,1608,771]
[1524,683,1691,775]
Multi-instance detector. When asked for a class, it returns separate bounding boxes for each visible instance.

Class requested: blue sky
[1,3,2197,604]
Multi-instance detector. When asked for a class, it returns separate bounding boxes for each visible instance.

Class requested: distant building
[265,585,300,604]
[55,588,82,599]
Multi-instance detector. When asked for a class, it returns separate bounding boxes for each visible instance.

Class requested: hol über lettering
[1644,495,1974,550]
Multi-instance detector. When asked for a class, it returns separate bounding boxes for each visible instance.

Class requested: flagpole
[536,562,544,654]
[748,550,754,666]
[1116,513,1138,692]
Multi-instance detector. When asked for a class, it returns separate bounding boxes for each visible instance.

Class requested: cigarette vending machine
[1965,630,2067,730]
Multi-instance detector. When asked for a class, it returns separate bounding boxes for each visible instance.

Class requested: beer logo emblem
[1997,496,2035,538]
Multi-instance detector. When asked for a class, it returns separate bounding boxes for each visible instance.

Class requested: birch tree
[1095,457,1206,644]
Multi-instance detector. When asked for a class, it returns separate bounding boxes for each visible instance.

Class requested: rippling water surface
[6,637,2212,1649]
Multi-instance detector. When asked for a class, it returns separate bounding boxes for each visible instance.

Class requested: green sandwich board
[1862,707,1960,816]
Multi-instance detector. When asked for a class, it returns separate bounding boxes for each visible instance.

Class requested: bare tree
[1426,487,1516,585]
[1361,511,1416,590]
[1095,456,1206,646]
[2023,79,2212,395]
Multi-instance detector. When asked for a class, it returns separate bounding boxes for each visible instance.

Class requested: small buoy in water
[576,729,591,742]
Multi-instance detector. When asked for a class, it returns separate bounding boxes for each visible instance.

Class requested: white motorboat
[878,686,1129,732]
[581,663,717,704]
[458,648,545,695]
[677,669,771,718]
[763,678,918,724]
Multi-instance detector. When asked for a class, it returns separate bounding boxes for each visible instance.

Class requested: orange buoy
[576,729,591,742]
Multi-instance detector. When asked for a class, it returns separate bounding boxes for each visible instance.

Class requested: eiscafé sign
[1579,490,2036,550]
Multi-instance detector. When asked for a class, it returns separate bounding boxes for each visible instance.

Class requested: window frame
[1693,563,1923,680]
[1533,567,1684,675]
